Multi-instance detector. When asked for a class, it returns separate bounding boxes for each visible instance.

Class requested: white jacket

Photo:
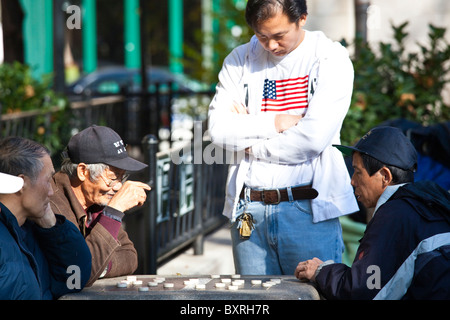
[208,31,359,222]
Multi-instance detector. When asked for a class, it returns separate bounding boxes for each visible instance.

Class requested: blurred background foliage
[0,61,67,113]
[0,61,70,153]
[342,22,450,145]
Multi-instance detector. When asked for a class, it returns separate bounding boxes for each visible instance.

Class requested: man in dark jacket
[0,137,91,299]
[295,126,450,299]
[50,125,150,286]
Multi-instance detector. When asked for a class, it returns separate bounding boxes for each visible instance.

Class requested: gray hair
[60,157,109,183]
[0,137,50,182]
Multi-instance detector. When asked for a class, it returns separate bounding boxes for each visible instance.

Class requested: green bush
[342,22,450,145]
[0,61,70,156]
[0,61,67,113]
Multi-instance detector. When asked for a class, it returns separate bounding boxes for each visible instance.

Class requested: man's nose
[267,39,278,51]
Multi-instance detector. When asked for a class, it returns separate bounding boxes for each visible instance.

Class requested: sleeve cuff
[102,206,125,222]
[314,260,335,281]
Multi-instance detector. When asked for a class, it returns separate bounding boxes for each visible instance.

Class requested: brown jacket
[50,172,138,286]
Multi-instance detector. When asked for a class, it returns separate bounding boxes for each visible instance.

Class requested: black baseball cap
[67,125,147,172]
[333,126,417,171]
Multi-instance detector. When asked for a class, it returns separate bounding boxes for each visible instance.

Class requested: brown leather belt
[239,185,318,205]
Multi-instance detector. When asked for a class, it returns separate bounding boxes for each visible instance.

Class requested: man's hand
[231,101,248,114]
[108,181,151,213]
[231,101,303,133]
[295,257,323,282]
[32,203,57,228]
[275,114,303,133]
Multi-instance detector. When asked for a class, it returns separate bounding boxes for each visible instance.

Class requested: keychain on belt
[236,202,255,240]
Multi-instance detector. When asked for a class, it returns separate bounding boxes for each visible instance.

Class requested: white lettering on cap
[113,140,126,154]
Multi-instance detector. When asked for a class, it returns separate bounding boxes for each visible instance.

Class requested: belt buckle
[262,189,281,205]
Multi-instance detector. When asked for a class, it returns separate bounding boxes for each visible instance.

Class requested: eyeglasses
[99,172,129,188]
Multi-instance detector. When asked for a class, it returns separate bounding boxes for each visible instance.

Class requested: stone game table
[60,274,321,300]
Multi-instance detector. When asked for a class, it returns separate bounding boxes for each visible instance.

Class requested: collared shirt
[373,183,408,216]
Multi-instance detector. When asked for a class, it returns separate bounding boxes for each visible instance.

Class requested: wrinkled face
[254,9,307,57]
[351,152,385,209]
[81,166,127,208]
[22,154,55,219]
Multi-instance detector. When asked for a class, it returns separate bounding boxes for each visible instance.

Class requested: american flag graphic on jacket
[261,75,309,112]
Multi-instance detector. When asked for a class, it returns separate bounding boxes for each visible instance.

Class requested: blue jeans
[230,193,344,275]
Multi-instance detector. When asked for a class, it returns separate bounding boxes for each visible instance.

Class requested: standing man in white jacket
[208,0,358,275]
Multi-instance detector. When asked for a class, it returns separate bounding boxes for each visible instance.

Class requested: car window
[97,81,121,94]
[89,74,132,94]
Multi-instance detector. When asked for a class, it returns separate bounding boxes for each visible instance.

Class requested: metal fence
[0,96,132,167]
[1,88,213,150]
[0,105,62,141]
[124,127,229,274]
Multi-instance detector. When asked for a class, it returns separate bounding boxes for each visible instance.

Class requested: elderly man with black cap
[295,126,450,300]
[50,125,150,285]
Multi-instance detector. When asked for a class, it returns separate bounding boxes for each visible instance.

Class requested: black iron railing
[124,125,228,274]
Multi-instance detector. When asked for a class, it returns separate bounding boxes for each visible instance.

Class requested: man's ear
[298,14,307,27]
[76,163,88,182]
[17,174,27,192]
[379,167,393,187]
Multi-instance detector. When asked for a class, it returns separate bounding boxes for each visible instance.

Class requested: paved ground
[157,225,236,276]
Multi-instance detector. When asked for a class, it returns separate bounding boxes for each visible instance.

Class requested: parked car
[66,65,209,100]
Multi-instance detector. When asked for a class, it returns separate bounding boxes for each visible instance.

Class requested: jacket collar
[52,172,87,222]
[373,183,408,216]
[0,202,20,238]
